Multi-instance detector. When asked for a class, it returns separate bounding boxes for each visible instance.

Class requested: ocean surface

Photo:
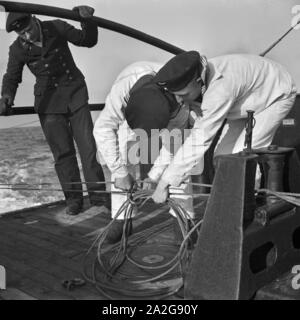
[0,126,68,214]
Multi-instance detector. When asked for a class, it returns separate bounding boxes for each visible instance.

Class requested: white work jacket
[93,61,190,180]
[160,54,297,186]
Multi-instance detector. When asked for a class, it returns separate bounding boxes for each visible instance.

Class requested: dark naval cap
[153,51,201,92]
[6,12,32,33]
[125,83,170,135]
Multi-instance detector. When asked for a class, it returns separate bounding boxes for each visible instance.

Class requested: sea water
[0,127,67,214]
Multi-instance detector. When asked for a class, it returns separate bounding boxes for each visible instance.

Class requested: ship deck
[0,199,181,300]
[0,200,299,300]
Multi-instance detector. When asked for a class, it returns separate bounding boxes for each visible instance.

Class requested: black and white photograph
[0,0,300,306]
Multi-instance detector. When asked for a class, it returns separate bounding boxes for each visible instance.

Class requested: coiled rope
[81,187,204,300]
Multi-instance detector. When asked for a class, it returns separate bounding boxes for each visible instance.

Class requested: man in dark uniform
[0,7,110,215]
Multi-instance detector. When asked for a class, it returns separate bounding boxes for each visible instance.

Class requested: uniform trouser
[39,104,107,207]
[214,94,297,174]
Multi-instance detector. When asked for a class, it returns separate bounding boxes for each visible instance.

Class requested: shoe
[105,219,132,244]
[66,202,83,216]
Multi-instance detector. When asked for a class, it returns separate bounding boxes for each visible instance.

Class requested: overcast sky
[1,0,300,128]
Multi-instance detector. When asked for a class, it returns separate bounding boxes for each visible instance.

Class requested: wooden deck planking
[2,198,298,300]
[0,203,109,299]
[0,214,101,253]
[0,288,37,300]
[0,210,102,246]
[0,200,171,300]
[0,237,103,300]
[0,224,87,270]
[1,266,52,300]
[1,288,37,300]
[0,255,73,300]
[1,222,92,261]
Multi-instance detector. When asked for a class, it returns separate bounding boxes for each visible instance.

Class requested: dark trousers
[39,104,106,207]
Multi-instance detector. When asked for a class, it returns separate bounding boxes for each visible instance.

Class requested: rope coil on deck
[81,187,203,300]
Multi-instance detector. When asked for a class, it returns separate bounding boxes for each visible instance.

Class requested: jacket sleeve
[148,143,172,181]
[148,104,190,181]
[54,19,98,48]
[1,45,25,101]
[160,79,235,187]
[93,86,130,178]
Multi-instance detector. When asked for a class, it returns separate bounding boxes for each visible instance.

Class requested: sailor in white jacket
[93,61,195,243]
[151,51,297,203]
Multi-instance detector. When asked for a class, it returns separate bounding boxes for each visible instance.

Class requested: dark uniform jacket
[1,19,98,113]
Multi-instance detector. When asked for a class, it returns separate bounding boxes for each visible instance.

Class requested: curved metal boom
[0,1,185,55]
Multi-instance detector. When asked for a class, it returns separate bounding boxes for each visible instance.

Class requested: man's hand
[152,179,169,204]
[73,6,95,18]
[114,174,135,191]
[0,95,13,116]
[187,101,202,127]
[142,177,157,191]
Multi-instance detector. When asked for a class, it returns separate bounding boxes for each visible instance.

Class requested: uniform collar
[30,18,43,47]
[206,61,222,86]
